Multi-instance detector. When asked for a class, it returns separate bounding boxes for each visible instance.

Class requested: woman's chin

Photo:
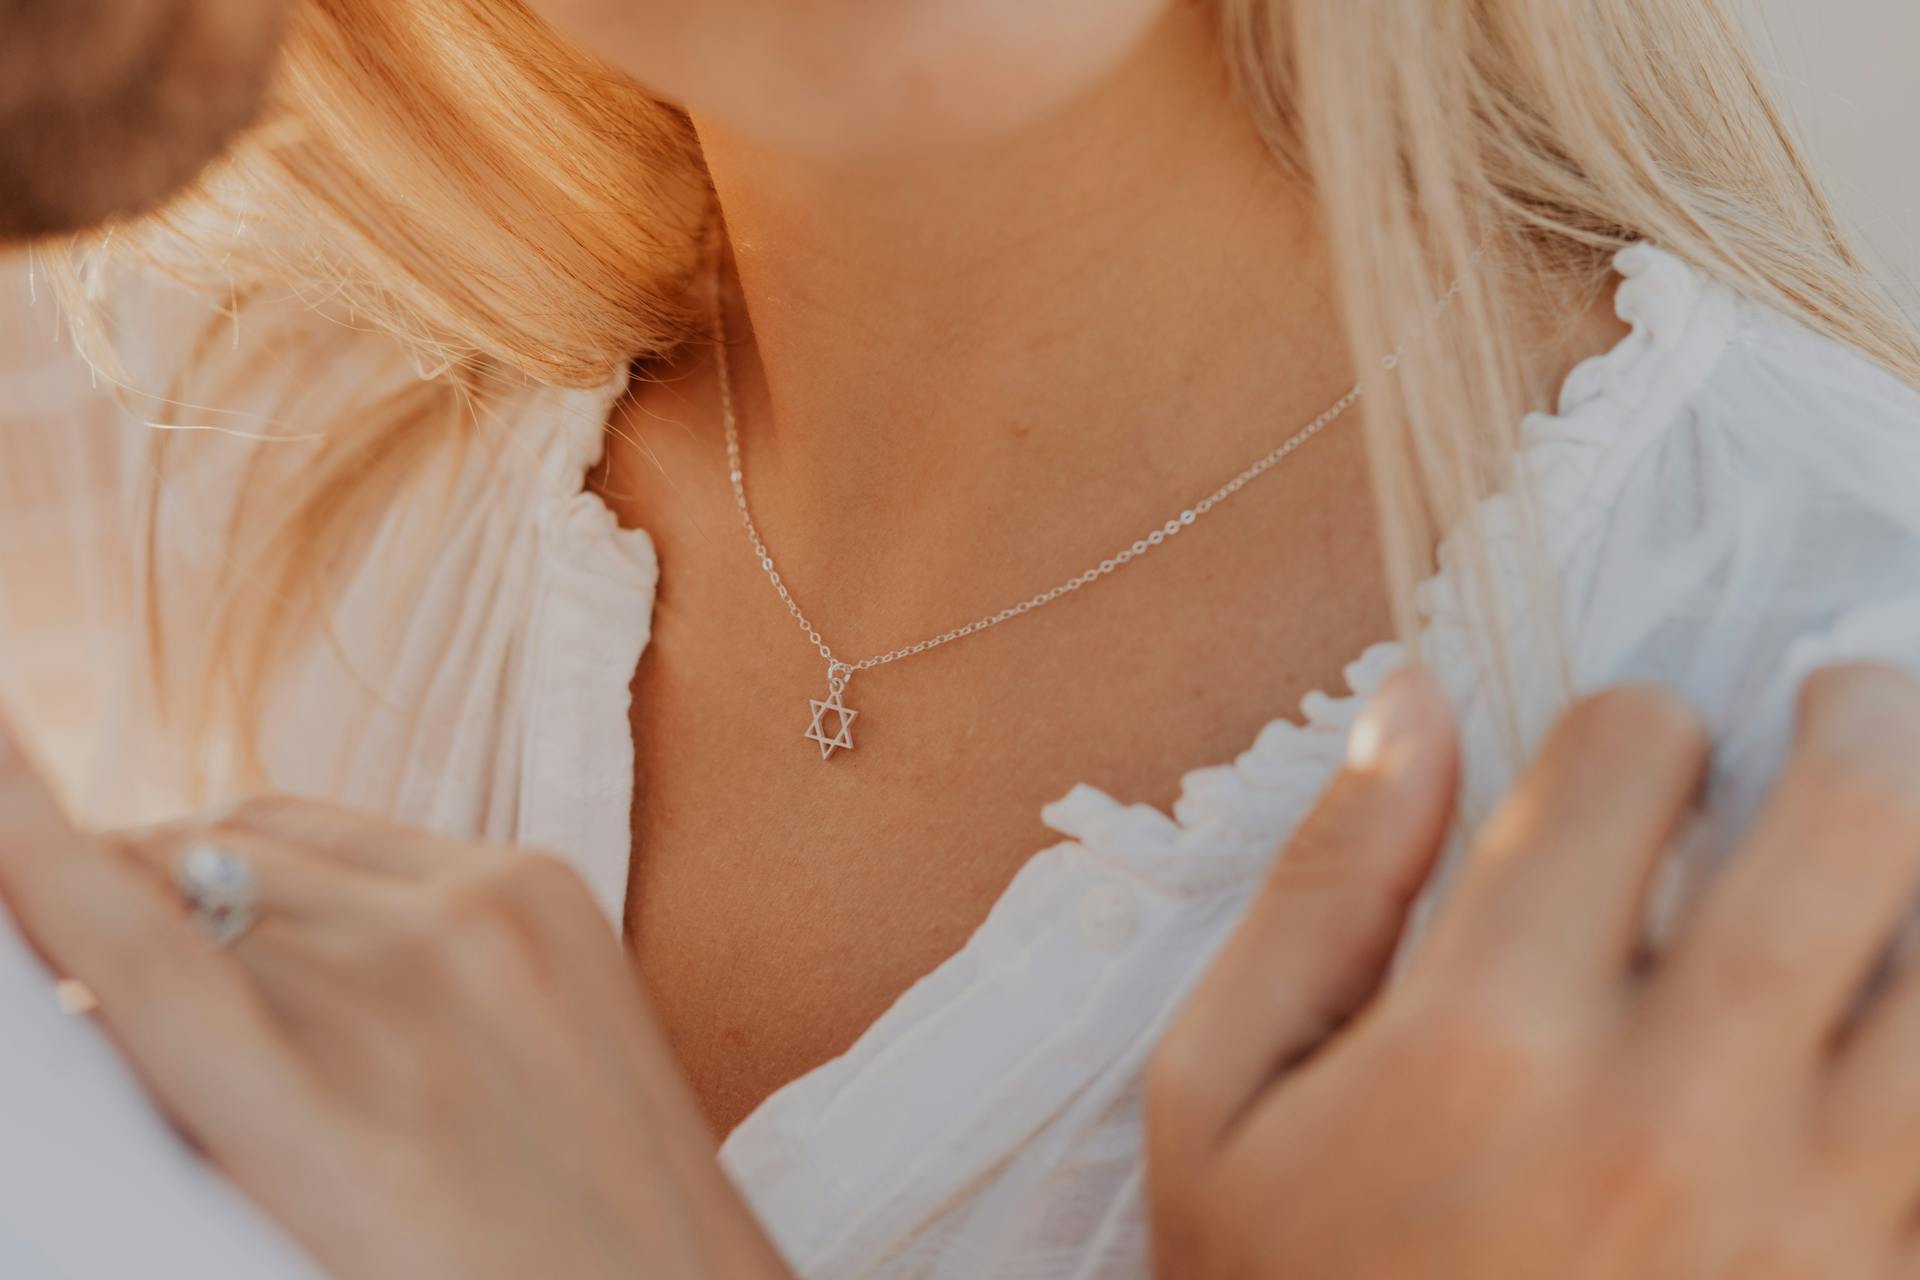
[532,0,1174,161]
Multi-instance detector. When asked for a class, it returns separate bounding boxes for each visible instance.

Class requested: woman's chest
[619,521,1392,1139]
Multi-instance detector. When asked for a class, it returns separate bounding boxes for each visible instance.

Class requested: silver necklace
[713,271,1381,762]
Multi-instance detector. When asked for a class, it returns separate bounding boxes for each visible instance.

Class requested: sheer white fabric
[2,243,1919,1278]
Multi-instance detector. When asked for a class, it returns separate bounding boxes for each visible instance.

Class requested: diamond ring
[175,843,259,948]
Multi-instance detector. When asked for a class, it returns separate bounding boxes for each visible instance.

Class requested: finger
[114,824,391,922]
[0,717,311,1160]
[119,825,467,1071]
[1418,686,1708,996]
[1655,664,1920,1061]
[1824,935,1920,1224]
[1148,667,1458,1178]
[210,794,502,880]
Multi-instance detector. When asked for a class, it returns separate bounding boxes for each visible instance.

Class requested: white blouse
[4,243,1920,1279]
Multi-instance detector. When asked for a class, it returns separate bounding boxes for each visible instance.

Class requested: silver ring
[175,843,258,948]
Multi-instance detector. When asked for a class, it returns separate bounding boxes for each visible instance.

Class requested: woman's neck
[681,5,1364,638]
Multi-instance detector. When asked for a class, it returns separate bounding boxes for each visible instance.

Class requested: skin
[1149,664,1920,1279]
[11,667,1920,1278]
[5,0,1918,1275]
[569,0,1630,1134]
[0,0,287,238]
[0,730,787,1280]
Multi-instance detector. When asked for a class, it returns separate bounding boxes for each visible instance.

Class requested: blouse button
[1079,883,1139,951]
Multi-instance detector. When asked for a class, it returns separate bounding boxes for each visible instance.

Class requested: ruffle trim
[515,370,660,921]
[530,365,655,599]
[1039,242,1735,895]
[520,244,1736,911]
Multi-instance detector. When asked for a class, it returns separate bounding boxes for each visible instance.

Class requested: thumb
[1146,666,1459,1172]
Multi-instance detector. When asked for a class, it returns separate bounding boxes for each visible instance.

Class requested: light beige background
[1747,0,1920,309]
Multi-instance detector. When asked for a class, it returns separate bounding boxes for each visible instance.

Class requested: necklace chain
[714,269,1388,685]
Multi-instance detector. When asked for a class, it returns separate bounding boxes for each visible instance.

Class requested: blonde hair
[63,0,1920,791]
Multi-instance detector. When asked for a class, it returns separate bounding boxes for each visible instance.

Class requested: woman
[3,0,1920,1274]
[13,660,1920,1280]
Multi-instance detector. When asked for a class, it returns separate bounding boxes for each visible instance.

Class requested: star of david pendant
[804,666,859,761]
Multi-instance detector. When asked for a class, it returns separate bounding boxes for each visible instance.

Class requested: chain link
[714,268,1391,680]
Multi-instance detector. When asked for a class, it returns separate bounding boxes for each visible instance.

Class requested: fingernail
[54,978,98,1017]
[1346,670,1429,774]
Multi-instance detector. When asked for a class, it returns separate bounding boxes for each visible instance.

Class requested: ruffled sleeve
[1316,245,1920,939]
[1585,292,1920,881]
[1418,246,1920,911]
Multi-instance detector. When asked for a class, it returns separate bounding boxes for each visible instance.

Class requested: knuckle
[1799,662,1920,731]
[1263,854,1405,937]
[493,850,593,912]
[1388,988,1561,1099]
[428,881,535,978]
[1692,930,1803,1008]
[1555,685,1706,763]
[219,793,308,832]
[1796,663,1920,793]
[1274,804,1375,897]
[1787,743,1920,845]
[1277,801,1347,869]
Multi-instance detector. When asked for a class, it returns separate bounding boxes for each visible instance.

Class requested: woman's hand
[1149,663,1920,1279]
[0,731,789,1280]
